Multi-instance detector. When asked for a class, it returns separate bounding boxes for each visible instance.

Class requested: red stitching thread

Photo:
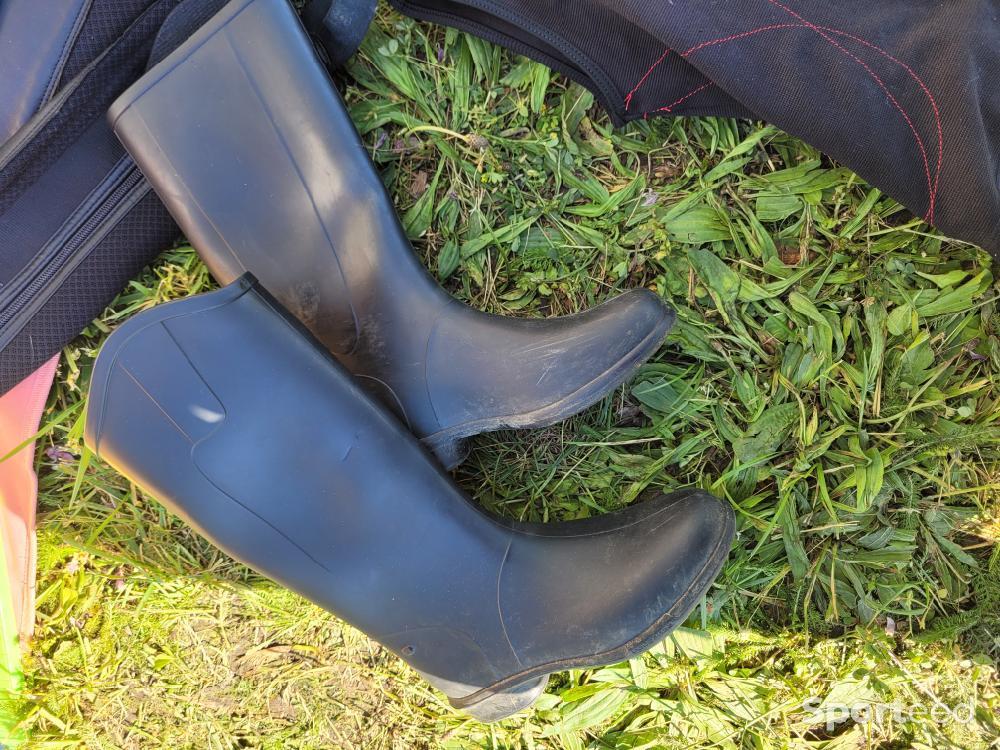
[681,24,800,57]
[651,81,715,116]
[684,24,943,209]
[763,0,936,222]
[678,24,943,197]
[625,47,672,111]
[623,16,943,222]
[816,26,943,210]
[624,26,800,118]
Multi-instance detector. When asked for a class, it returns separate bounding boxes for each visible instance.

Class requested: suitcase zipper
[0,163,145,334]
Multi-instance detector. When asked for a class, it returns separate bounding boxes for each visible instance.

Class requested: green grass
[6,8,1000,748]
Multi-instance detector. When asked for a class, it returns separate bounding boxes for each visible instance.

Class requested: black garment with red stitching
[389,0,1000,257]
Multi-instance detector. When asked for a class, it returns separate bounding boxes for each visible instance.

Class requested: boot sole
[421,302,675,469]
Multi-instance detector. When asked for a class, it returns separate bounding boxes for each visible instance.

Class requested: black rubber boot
[85,278,734,721]
[301,0,377,68]
[107,0,675,469]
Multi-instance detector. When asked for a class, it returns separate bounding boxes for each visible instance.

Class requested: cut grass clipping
[5,9,1000,750]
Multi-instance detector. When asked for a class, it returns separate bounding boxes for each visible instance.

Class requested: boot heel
[441,676,549,722]
[421,432,471,470]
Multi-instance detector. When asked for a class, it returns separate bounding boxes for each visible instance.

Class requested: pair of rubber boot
[84,0,735,720]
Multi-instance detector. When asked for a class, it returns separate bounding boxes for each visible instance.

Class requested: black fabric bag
[0,0,229,396]
[389,0,1000,258]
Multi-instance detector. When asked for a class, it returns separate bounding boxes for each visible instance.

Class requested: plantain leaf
[734,402,799,463]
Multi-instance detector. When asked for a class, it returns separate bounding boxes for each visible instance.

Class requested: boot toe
[425,288,675,445]
[498,489,734,671]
